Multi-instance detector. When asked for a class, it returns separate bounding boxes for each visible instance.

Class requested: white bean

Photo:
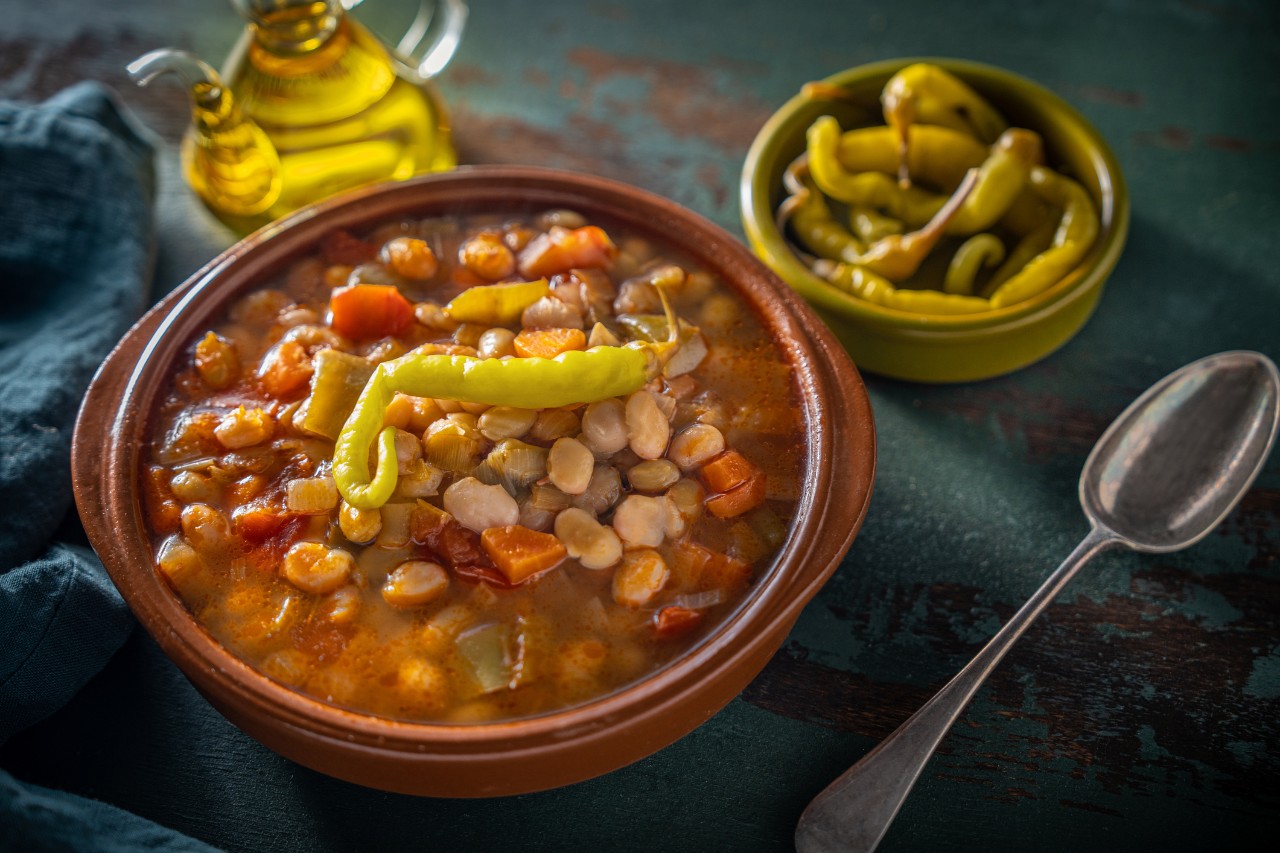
[611,494,666,548]
[554,507,623,570]
[667,423,725,470]
[626,390,670,460]
[443,477,520,532]
[580,398,628,454]
[547,437,594,495]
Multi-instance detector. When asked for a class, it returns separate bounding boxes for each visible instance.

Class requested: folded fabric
[0,83,217,852]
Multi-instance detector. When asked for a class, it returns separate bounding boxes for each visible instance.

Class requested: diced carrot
[697,450,760,494]
[653,606,703,640]
[481,525,568,585]
[668,540,713,590]
[321,229,377,266]
[142,465,181,535]
[258,339,314,399]
[513,327,587,359]
[668,540,750,593]
[704,471,767,519]
[699,548,752,593]
[327,284,414,340]
[517,226,618,279]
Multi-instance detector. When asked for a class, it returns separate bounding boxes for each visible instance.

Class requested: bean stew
[142,209,803,723]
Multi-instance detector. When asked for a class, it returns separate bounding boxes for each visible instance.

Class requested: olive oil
[131,0,457,232]
[224,5,455,225]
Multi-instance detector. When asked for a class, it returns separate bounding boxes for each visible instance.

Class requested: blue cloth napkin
[0,83,218,852]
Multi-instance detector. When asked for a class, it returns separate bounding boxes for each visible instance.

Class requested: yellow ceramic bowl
[741,57,1129,383]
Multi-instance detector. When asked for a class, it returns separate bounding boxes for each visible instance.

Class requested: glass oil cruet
[128,0,466,232]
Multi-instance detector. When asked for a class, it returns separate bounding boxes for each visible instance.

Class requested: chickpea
[169,470,219,504]
[458,233,516,281]
[180,504,232,556]
[477,327,517,359]
[382,236,438,280]
[319,585,362,625]
[339,501,382,543]
[612,549,670,608]
[214,405,274,450]
[382,560,449,608]
[281,541,355,595]
[193,331,239,390]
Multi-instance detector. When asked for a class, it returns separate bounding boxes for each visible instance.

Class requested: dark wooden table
[3,0,1279,850]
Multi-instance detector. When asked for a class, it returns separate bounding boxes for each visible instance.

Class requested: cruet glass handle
[373,0,468,81]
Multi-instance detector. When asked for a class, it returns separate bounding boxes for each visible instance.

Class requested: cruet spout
[127,48,282,224]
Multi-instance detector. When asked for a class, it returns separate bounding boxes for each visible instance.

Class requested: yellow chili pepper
[988,167,1099,308]
[819,260,992,315]
[445,279,550,326]
[944,233,1007,295]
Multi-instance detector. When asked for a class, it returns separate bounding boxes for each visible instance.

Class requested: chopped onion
[456,623,514,694]
[668,590,724,611]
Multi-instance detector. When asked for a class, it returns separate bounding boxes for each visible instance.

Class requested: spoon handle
[795,526,1119,853]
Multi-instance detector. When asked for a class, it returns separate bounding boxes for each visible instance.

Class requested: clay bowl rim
[73,165,875,760]
[740,55,1131,333]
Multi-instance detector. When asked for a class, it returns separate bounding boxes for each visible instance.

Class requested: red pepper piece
[654,606,703,639]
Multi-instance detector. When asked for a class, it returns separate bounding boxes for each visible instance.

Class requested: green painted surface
[2,0,1278,849]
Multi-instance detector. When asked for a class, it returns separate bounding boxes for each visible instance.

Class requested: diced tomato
[241,513,305,574]
[481,525,567,584]
[513,327,586,359]
[654,606,703,639]
[704,471,767,519]
[410,502,493,570]
[290,619,352,664]
[452,563,515,589]
[321,229,377,266]
[517,226,618,279]
[327,284,414,340]
[233,501,296,545]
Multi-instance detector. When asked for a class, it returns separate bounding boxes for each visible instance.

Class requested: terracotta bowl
[72,166,875,797]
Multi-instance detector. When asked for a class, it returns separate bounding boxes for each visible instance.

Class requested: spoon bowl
[796,350,1280,852]
[1083,351,1280,552]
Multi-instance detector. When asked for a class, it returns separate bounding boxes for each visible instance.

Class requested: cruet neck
[231,0,344,53]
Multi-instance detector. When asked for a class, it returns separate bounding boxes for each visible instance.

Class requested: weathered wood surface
[3,1,1277,850]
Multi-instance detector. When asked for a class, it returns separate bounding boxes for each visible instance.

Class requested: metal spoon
[795,350,1280,853]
